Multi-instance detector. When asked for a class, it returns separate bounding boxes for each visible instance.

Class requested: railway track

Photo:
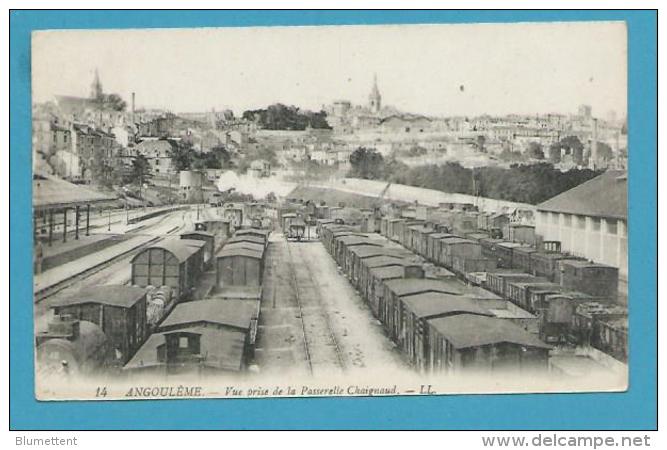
[285,240,347,375]
[34,215,187,304]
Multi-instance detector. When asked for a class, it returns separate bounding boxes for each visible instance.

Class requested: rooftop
[428,314,551,350]
[159,299,258,331]
[401,292,491,319]
[134,238,203,264]
[33,174,117,209]
[537,170,627,220]
[384,278,464,297]
[51,285,147,309]
[123,326,246,372]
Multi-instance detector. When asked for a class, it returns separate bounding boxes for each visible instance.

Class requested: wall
[311,178,535,216]
[535,210,627,279]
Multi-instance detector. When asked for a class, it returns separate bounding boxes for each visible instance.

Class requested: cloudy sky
[32,22,627,118]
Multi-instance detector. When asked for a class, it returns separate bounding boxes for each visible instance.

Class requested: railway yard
[33,193,629,391]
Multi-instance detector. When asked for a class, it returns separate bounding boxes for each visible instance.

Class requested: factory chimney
[131,92,136,116]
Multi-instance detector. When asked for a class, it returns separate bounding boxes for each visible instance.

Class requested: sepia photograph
[29,21,630,401]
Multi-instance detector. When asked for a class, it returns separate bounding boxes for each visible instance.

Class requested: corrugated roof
[384,278,464,296]
[537,170,627,220]
[402,292,492,319]
[159,299,258,331]
[428,314,552,350]
[33,174,117,209]
[51,285,147,309]
[123,326,246,371]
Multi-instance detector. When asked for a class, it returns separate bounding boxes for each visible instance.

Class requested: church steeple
[368,73,382,114]
[90,68,103,100]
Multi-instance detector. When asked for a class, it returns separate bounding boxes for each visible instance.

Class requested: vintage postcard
[31,22,629,401]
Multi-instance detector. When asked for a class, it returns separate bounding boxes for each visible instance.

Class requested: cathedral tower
[90,68,103,100]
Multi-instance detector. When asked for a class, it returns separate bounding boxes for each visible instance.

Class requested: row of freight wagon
[319,221,553,375]
[36,213,272,377]
[376,216,627,362]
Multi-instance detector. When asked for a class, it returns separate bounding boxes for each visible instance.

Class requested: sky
[32,22,627,118]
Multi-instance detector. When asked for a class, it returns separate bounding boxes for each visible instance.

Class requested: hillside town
[33,68,628,397]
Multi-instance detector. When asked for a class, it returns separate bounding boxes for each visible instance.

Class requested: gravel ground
[255,232,409,378]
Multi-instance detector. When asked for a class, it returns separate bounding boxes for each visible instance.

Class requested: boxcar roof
[401,292,492,319]
[181,231,215,239]
[227,235,266,245]
[559,260,617,270]
[545,291,596,301]
[384,278,464,296]
[369,265,406,280]
[362,255,412,268]
[466,232,490,239]
[216,246,264,259]
[336,236,380,246]
[429,233,456,240]
[460,285,502,300]
[124,326,246,371]
[350,245,408,258]
[52,285,147,309]
[439,237,474,245]
[139,238,203,263]
[531,252,581,261]
[236,228,270,237]
[159,299,258,331]
[497,241,528,249]
[429,314,552,350]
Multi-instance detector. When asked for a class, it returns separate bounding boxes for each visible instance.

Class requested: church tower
[368,73,382,115]
[90,68,103,100]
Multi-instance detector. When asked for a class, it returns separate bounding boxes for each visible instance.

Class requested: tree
[348,147,385,180]
[130,154,152,198]
[525,142,545,160]
[595,142,614,162]
[242,103,331,130]
[168,142,192,172]
[549,135,584,165]
[103,93,127,112]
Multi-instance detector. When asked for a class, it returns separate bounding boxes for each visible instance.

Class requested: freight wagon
[398,292,492,371]
[50,285,149,365]
[427,314,551,374]
[180,231,215,270]
[560,260,619,301]
[438,238,482,270]
[380,278,465,341]
[131,238,205,301]
[215,245,265,289]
